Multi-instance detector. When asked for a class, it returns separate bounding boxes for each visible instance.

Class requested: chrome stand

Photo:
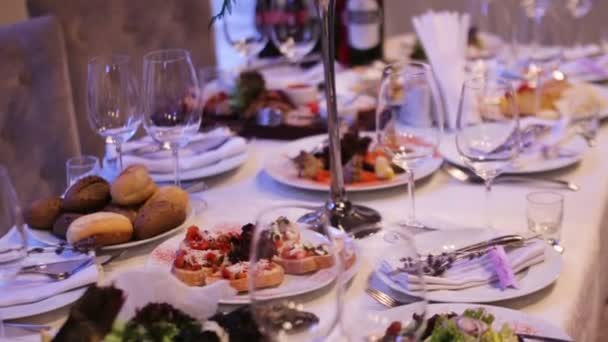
[301,0,381,237]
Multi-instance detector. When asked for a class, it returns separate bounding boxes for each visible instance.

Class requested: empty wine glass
[250,204,344,341]
[0,166,26,286]
[456,76,519,228]
[142,49,202,187]
[376,62,443,229]
[270,0,320,63]
[223,0,269,68]
[565,0,592,48]
[87,54,141,171]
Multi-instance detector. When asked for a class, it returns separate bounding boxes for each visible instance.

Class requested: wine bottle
[339,0,384,66]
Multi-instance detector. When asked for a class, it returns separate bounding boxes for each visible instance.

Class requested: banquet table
[6,125,608,341]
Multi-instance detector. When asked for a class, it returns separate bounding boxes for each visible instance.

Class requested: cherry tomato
[386,321,402,336]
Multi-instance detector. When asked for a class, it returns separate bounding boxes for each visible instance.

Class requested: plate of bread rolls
[25,165,196,251]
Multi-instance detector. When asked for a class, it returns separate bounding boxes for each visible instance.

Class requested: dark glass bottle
[338,0,383,66]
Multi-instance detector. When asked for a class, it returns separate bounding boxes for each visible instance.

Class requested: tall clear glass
[565,0,592,48]
[223,0,269,68]
[87,54,141,171]
[250,204,344,341]
[376,62,443,229]
[270,0,320,63]
[142,49,202,187]
[456,76,520,228]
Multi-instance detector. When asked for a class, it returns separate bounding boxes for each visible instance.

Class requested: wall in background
[0,0,27,26]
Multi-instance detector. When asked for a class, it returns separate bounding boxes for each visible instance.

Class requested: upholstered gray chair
[0,16,81,204]
[27,0,218,157]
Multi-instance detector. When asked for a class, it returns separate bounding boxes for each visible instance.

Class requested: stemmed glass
[142,49,202,187]
[87,54,141,171]
[270,0,320,64]
[223,0,269,68]
[456,76,519,228]
[0,166,26,335]
[376,62,443,229]
[565,0,592,48]
[250,204,344,341]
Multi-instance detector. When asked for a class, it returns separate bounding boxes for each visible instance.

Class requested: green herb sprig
[210,0,237,27]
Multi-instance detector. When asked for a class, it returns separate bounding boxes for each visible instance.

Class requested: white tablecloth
[6,128,608,341]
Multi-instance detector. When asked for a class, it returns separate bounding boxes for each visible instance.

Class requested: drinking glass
[376,62,443,229]
[223,0,269,68]
[142,49,202,187]
[527,191,563,250]
[0,166,26,285]
[87,55,141,171]
[250,204,344,341]
[66,155,100,187]
[456,76,519,228]
[270,0,320,63]
[565,0,592,47]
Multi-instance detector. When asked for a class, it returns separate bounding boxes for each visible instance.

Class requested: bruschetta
[208,260,285,292]
[172,247,226,286]
[273,243,335,274]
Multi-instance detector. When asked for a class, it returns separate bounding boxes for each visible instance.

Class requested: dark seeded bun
[52,212,83,239]
[24,196,62,230]
[102,204,138,224]
[146,186,189,210]
[134,200,186,240]
[62,176,111,213]
[110,165,157,206]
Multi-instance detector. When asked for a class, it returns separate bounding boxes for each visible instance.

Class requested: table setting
[2,0,608,341]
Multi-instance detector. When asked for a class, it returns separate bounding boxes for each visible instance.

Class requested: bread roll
[102,204,138,224]
[24,196,62,230]
[62,176,111,212]
[134,200,186,240]
[52,212,83,238]
[146,186,189,210]
[67,212,133,247]
[111,165,157,205]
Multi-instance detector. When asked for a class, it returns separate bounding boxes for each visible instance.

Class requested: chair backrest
[27,0,217,157]
[0,15,81,204]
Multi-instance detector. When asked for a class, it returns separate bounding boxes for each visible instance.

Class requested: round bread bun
[146,186,189,210]
[67,212,133,247]
[102,204,138,224]
[62,176,111,212]
[52,212,83,239]
[134,200,187,240]
[24,196,62,230]
[111,165,157,206]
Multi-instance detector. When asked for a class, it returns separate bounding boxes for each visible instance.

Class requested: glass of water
[0,165,26,285]
[527,191,564,247]
[66,155,100,187]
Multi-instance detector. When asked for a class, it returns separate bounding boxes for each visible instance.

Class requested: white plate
[146,224,361,305]
[264,134,443,192]
[28,202,199,252]
[151,152,248,183]
[376,229,562,303]
[0,287,86,320]
[440,132,588,175]
[356,303,571,341]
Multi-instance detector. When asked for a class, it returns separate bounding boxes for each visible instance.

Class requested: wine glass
[0,166,26,286]
[223,0,269,68]
[270,0,320,63]
[376,62,443,229]
[456,76,519,228]
[142,49,202,187]
[250,204,344,341]
[87,54,141,171]
[565,0,592,48]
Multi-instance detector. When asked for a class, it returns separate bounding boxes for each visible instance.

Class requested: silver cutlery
[365,286,406,308]
[19,257,94,280]
[442,163,579,191]
[517,333,573,342]
[3,322,51,331]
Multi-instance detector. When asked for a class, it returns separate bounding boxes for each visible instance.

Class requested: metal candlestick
[300,0,381,237]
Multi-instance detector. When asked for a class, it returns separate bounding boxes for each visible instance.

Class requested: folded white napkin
[413,11,470,130]
[108,128,247,174]
[261,62,343,89]
[0,258,98,307]
[381,240,546,291]
[111,269,236,322]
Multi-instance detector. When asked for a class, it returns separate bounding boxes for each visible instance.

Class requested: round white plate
[147,224,361,305]
[356,303,571,341]
[440,132,588,175]
[151,152,248,183]
[28,202,199,252]
[376,229,562,303]
[0,287,86,320]
[264,134,443,192]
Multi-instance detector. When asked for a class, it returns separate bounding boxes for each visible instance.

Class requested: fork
[365,287,407,308]
[24,258,95,281]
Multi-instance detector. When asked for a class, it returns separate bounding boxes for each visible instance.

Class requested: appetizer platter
[25,165,196,251]
[375,229,562,303]
[265,130,443,192]
[363,303,571,342]
[147,218,360,304]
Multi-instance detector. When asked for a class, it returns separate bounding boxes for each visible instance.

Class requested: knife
[517,333,573,342]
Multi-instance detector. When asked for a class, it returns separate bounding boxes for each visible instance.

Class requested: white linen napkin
[412,11,470,130]
[111,269,236,322]
[0,259,98,307]
[381,240,546,291]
